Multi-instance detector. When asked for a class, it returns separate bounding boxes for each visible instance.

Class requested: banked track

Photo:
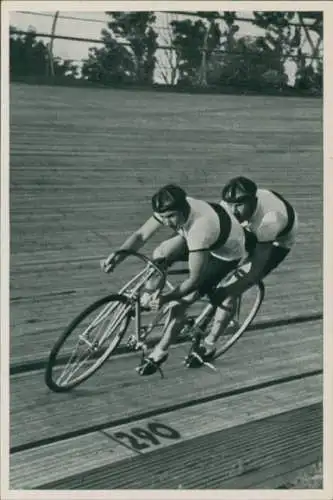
[9,85,323,489]
[10,317,323,490]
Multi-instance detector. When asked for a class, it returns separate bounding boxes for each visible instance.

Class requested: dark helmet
[151,184,188,213]
[222,176,257,203]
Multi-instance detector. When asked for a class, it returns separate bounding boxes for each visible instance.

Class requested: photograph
[1,1,332,498]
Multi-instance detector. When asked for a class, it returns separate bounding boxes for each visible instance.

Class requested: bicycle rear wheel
[213,281,265,360]
[45,294,132,392]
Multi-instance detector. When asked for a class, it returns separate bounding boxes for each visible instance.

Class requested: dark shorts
[259,245,290,279]
[153,235,240,299]
[197,256,240,297]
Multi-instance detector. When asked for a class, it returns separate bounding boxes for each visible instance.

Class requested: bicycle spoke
[98,303,130,345]
[48,296,132,390]
[55,323,110,385]
[57,345,93,386]
[88,301,119,330]
[46,252,171,392]
[213,284,264,359]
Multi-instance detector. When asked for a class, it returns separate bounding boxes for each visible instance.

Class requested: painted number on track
[113,422,181,451]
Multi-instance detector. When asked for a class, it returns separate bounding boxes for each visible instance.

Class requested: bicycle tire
[213,281,265,360]
[45,294,132,392]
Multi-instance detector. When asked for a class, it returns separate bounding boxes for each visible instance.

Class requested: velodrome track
[9,83,323,489]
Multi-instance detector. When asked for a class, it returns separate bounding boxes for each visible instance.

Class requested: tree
[170,15,221,86]
[81,32,136,84]
[107,12,158,84]
[168,12,287,90]
[157,12,179,85]
[252,12,300,66]
[294,51,322,94]
[10,26,49,77]
[10,26,78,79]
[293,12,323,93]
[82,12,158,85]
[53,57,79,78]
[208,35,288,90]
[252,11,323,93]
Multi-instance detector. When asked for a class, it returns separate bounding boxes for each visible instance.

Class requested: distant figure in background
[206,176,299,346]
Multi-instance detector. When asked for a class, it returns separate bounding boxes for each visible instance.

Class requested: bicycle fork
[125,293,166,350]
[126,297,149,354]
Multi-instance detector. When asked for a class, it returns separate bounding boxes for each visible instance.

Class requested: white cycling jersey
[242,189,298,249]
[154,197,248,262]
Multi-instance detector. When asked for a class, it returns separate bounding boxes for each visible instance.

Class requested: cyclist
[101,184,249,375]
[205,176,299,346]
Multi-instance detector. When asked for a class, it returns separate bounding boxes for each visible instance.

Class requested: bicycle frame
[95,251,254,357]
[81,255,172,351]
[80,252,166,348]
[45,250,264,391]
[124,272,177,355]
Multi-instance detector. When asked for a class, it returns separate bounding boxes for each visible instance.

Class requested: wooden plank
[10,374,322,489]
[35,404,322,489]
[9,273,322,365]
[10,320,322,450]
[9,83,322,364]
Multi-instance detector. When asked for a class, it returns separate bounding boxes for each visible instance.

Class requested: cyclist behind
[101,184,249,375]
[206,176,299,346]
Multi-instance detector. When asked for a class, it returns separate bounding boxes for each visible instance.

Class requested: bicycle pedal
[136,364,165,379]
[184,351,204,368]
[136,354,167,378]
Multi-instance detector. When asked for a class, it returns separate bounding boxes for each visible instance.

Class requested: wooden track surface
[10,84,322,365]
[10,318,322,488]
[10,319,322,451]
[35,404,323,490]
[11,393,322,489]
[9,84,323,490]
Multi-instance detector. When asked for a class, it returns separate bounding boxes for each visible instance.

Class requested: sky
[9,10,318,84]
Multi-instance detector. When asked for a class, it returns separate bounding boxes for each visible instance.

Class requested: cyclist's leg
[146,235,191,362]
[197,257,240,354]
[204,298,236,345]
[206,246,291,348]
[260,211,297,278]
[143,235,188,292]
[153,252,239,360]
[140,235,188,306]
[152,234,188,265]
[150,293,198,361]
[260,244,290,278]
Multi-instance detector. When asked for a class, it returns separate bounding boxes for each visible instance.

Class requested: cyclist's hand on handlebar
[100,253,118,273]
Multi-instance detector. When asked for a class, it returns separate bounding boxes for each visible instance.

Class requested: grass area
[279,461,323,489]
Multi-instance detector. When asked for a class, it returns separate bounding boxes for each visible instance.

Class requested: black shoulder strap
[207,202,232,249]
[270,191,295,237]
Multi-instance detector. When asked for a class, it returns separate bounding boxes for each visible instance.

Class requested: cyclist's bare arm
[102,216,161,272]
[161,250,211,302]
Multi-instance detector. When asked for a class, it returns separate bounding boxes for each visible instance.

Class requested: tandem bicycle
[45,250,265,392]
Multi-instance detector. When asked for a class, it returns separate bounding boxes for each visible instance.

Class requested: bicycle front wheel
[213,281,265,360]
[45,294,132,392]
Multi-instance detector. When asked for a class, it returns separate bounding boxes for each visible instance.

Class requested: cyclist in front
[101,184,249,375]
[205,176,299,346]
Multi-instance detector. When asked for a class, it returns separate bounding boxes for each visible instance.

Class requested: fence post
[47,11,59,77]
